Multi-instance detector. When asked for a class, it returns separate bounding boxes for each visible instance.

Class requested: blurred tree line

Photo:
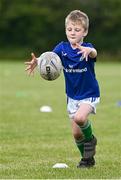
[0,0,121,59]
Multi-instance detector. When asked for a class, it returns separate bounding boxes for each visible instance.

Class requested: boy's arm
[25,53,38,75]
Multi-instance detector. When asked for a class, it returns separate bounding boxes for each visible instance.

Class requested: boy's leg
[74,103,94,141]
[74,103,97,167]
[71,120,85,157]
[71,119,96,168]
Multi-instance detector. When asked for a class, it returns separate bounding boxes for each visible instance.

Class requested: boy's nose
[71,30,75,35]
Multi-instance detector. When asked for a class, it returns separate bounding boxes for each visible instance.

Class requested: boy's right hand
[25,53,38,75]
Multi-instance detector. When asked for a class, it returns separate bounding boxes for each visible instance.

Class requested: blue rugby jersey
[53,41,100,100]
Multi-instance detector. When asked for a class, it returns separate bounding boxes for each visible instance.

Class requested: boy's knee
[74,114,87,126]
[73,132,82,139]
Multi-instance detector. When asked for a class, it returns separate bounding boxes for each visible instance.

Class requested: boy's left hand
[76,43,93,61]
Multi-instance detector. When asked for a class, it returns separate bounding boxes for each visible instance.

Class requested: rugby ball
[37,52,62,81]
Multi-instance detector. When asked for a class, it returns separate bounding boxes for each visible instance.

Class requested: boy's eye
[67,28,81,32]
[67,28,72,31]
[75,29,81,32]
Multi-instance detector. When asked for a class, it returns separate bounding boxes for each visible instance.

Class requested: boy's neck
[70,40,84,49]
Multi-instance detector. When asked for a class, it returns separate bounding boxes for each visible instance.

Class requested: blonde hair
[65,10,89,31]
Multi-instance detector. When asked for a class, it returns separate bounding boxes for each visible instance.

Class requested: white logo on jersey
[69,65,73,68]
[62,51,67,56]
[64,67,87,73]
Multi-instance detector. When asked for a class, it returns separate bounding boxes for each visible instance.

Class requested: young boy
[25,10,100,168]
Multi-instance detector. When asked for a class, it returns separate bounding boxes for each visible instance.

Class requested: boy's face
[65,21,87,45]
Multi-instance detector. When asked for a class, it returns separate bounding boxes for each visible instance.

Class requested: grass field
[0,60,121,179]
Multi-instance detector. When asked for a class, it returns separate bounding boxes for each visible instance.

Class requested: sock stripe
[79,120,91,130]
[75,138,85,145]
[78,120,93,141]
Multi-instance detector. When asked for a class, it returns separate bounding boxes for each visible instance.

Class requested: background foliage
[0,0,121,59]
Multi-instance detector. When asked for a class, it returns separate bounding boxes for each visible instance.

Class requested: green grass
[0,60,121,179]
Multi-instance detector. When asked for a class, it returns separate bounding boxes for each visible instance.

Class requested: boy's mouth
[70,37,76,39]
